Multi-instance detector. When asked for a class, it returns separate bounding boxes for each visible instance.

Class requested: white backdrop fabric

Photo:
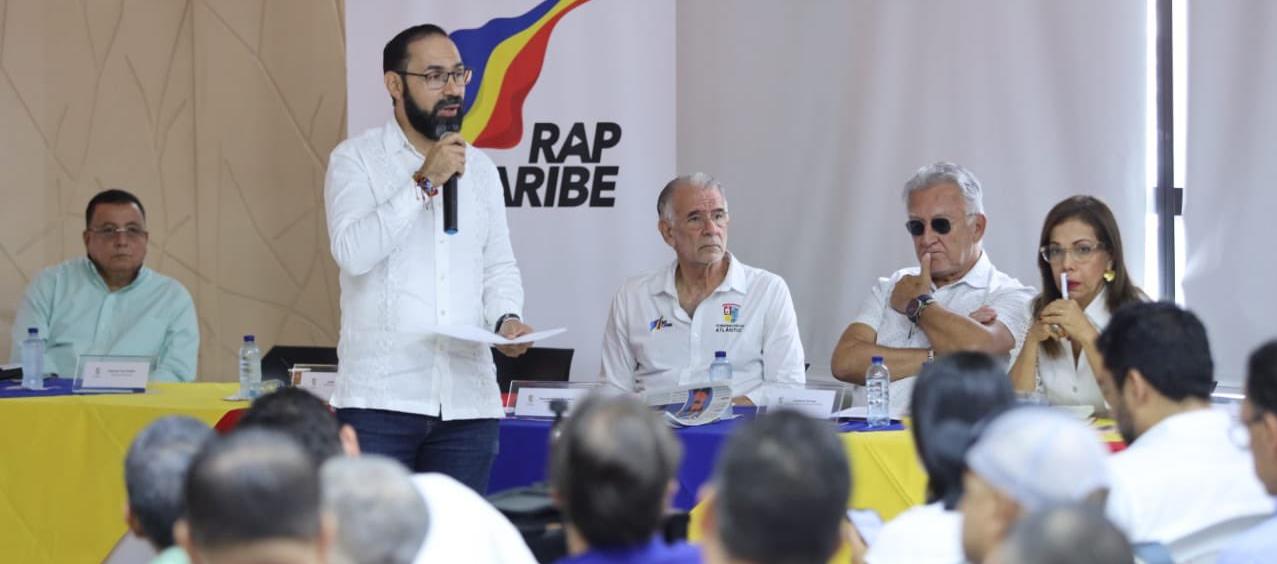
[1182,0,1277,387]
[676,0,1147,381]
[345,1,1147,383]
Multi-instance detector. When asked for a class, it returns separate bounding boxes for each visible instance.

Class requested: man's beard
[1115,400,1138,445]
[405,92,463,140]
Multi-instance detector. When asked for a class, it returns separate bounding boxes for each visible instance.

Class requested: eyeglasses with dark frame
[87,225,148,240]
[906,217,958,237]
[396,67,473,91]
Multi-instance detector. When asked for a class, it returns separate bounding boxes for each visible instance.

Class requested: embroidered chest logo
[716,303,744,333]
[649,316,672,332]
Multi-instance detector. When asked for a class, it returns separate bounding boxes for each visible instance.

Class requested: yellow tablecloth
[0,383,239,563]
[688,427,927,546]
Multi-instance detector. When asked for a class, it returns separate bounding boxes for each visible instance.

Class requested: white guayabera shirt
[324,120,523,420]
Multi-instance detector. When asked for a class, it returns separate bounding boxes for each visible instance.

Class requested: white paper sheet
[423,326,566,346]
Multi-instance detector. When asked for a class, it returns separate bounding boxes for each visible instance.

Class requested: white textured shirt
[411,473,537,564]
[1105,408,1275,543]
[598,254,806,405]
[324,120,523,420]
[1028,288,1111,413]
[865,502,964,564]
[852,252,1034,416]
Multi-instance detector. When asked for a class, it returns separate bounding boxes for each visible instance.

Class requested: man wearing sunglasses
[831,162,1034,416]
[323,24,532,493]
[10,188,199,381]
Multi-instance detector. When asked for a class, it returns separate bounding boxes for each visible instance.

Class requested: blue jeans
[335,408,500,494]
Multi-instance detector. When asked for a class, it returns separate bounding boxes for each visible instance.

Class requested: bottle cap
[715,350,727,359]
[244,335,255,342]
[871,355,884,364]
[27,327,38,336]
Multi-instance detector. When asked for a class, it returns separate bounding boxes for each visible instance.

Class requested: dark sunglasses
[905,218,953,237]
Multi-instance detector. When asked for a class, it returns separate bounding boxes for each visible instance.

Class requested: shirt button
[440,309,447,316]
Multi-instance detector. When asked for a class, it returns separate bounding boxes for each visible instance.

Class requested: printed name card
[291,367,339,401]
[771,388,840,419]
[75,355,152,393]
[512,386,593,418]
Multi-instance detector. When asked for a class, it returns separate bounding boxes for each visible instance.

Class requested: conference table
[0,382,927,563]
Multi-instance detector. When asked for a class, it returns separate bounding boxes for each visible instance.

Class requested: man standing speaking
[324,24,533,493]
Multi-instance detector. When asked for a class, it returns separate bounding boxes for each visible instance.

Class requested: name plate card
[513,386,592,418]
[74,355,152,393]
[770,387,841,420]
[291,365,339,401]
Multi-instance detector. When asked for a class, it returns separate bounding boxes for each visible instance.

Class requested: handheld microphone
[433,122,461,235]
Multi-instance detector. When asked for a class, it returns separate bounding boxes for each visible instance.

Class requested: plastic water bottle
[866,356,891,427]
[709,351,732,386]
[238,335,262,399]
[21,327,45,390]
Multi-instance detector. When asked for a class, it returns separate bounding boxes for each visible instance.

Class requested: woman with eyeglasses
[1009,196,1146,414]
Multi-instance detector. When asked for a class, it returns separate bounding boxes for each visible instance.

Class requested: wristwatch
[494,313,521,333]
[906,294,936,324]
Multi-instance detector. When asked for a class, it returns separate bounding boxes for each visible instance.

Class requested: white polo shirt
[865,502,964,564]
[852,252,1034,416]
[598,254,806,405]
[1105,408,1275,543]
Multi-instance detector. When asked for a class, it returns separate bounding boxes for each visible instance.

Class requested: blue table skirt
[489,407,903,510]
[0,378,76,398]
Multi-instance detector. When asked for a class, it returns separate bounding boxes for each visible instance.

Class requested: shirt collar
[1085,287,1112,327]
[935,250,994,291]
[653,253,745,297]
[82,255,149,293]
[381,118,424,159]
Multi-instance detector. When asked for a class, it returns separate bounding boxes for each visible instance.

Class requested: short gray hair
[657,172,728,222]
[321,456,429,564]
[902,161,984,214]
[1001,502,1134,564]
[125,416,214,549]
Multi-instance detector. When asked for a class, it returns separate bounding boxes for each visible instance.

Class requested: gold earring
[1103,269,1116,283]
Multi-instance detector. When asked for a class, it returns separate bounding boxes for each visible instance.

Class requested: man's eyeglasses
[88,226,148,240]
[396,68,473,90]
[906,218,955,237]
[1039,242,1106,264]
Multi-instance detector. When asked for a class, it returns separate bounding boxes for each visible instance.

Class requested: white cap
[964,407,1109,511]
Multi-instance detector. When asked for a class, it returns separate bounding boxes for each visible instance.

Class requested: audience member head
[902,162,987,285]
[321,455,429,564]
[911,352,1016,509]
[657,172,730,269]
[701,410,851,564]
[1032,196,1144,358]
[549,393,682,552]
[1243,340,1277,494]
[124,416,214,551]
[175,429,332,564]
[83,188,149,286]
[236,386,358,466]
[960,407,1110,563]
[381,24,465,139]
[993,503,1134,564]
[1096,302,1214,444]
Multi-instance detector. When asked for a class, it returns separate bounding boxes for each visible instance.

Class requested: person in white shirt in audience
[324,23,534,492]
[1096,302,1273,544]
[990,503,1133,564]
[550,393,701,564]
[1219,340,1277,563]
[866,352,1016,564]
[236,388,538,564]
[832,162,1035,416]
[321,456,428,564]
[959,407,1111,564]
[1009,196,1146,416]
[599,173,805,405]
[699,410,851,564]
[174,430,334,564]
[122,416,214,564]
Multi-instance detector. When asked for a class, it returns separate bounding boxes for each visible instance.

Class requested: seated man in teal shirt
[10,189,199,382]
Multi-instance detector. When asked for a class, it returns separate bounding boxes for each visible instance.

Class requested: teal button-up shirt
[10,256,199,382]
